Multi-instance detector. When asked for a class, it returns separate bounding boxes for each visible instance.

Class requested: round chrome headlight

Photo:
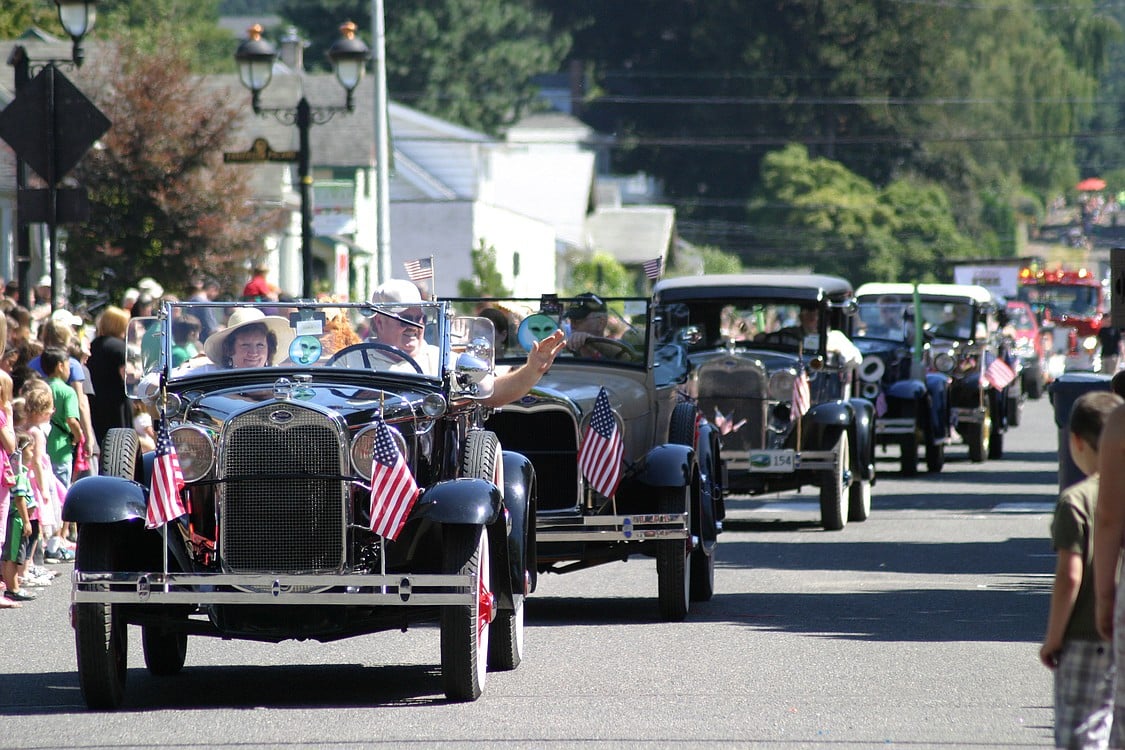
[351,424,408,480]
[858,355,885,382]
[421,393,447,417]
[170,425,214,482]
[1084,336,1099,352]
[933,352,955,373]
[860,381,881,399]
[768,370,796,401]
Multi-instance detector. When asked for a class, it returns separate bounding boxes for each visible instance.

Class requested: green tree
[0,0,58,38]
[457,240,511,297]
[277,0,569,134]
[91,0,237,73]
[64,45,284,301]
[538,0,1112,262]
[566,252,633,298]
[748,144,973,287]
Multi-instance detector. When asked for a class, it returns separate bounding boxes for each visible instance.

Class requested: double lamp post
[235,23,370,300]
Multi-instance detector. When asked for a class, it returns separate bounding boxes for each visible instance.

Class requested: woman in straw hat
[203,308,294,369]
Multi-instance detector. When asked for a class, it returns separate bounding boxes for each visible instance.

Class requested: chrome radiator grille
[696,362,768,452]
[220,405,348,574]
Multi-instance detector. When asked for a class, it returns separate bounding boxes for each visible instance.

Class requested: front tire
[440,525,491,702]
[899,432,918,476]
[101,428,139,480]
[656,487,691,622]
[488,594,524,672]
[848,478,872,523]
[819,431,849,531]
[142,627,187,676]
[75,523,128,710]
[925,440,945,473]
[966,409,991,463]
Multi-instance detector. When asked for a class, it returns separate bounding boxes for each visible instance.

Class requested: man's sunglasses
[383,311,425,328]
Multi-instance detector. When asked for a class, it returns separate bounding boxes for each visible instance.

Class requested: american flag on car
[578,387,623,498]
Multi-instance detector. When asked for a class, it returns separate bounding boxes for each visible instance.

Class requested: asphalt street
[0,391,1071,748]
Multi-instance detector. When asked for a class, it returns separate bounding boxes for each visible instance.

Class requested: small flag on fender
[791,370,811,421]
[578,387,624,497]
[368,419,421,540]
[984,357,1017,389]
[146,419,187,529]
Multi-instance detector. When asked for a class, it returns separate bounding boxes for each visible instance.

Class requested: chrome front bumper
[72,571,474,606]
[724,447,837,475]
[875,417,916,436]
[537,512,689,543]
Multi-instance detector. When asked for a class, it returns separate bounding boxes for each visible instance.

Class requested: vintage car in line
[62,299,536,708]
[651,274,876,531]
[859,283,1016,462]
[853,284,954,475]
[456,294,724,622]
[1005,299,1049,400]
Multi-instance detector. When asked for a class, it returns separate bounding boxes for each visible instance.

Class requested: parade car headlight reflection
[933,352,955,373]
[170,425,214,482]
[351,424,409,480]
[768,370,796,401]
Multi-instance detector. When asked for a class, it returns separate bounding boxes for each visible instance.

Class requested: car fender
[886,379,926,401]
[694,420,723,542]
[495,450,536,601]
[925,373,952,437]
[61,475,147,524]
[848,397,876,482]
[413,477,502,526]
[633,443,694,488]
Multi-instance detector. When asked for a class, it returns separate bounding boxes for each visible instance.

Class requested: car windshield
[855,301,912,342]
[126,300,495,384]
[445,295,650,366]
[1006,303,1035,331]
[654,299,824,353]
[857,295,980,341]
[1017,284,1099,319]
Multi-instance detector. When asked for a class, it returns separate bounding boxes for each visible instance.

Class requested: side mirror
[451,317,496,399]
[125,317,162,399]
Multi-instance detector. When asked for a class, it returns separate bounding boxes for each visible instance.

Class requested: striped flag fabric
[578,387,623,498]
[642,256,665,280]
[791,369,811,421]
[403,257,434,283]
[146,419,187,529]
[874,389,888,417]
[984,356,1017,389]
[368,419,421,540]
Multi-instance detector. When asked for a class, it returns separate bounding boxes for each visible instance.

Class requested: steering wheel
[327,342,424,374]
[581,336,639,361]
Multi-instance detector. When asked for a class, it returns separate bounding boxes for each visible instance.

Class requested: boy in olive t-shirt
[1041,390,1123,749]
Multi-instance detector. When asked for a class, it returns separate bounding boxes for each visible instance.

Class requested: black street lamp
[235,22,369,300]
[6,0,98,310]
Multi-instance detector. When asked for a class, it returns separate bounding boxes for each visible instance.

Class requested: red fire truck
[1016,265,1107,372]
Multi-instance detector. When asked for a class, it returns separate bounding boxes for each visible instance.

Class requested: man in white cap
[356,279,565,407]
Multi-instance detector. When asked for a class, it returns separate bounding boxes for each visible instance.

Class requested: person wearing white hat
[353,279,564,407]
[203,308,295,369]
[136,277,164,300]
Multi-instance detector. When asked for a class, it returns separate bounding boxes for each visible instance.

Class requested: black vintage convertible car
[63,299,535,708]
[652,274,876,531]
